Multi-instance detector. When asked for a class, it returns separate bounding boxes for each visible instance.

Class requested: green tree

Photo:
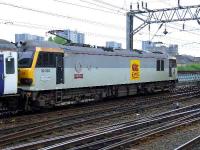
[48,36,67,45]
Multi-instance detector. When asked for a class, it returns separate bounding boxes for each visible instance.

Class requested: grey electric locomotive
[18,41,177,109]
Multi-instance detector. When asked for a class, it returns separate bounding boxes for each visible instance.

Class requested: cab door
[169,60,172,78]
[0,55,4,95]
[56,53,64,84]
[169,59,177,79]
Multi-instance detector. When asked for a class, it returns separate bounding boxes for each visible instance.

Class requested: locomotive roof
[20,40,168,58]
[0,39,16,51]
[64,46,168,59]
[18,40,64,51]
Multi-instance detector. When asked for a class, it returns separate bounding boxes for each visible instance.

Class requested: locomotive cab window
[161,60,164,71]
[6,57,15,74]
[37,52,54,67]
[36,52,63,68]
[156,60,160,71]
[18,51,35,68]
[157,60,164,71]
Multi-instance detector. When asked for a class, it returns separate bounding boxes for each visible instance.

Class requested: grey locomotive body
[18,41,177,108]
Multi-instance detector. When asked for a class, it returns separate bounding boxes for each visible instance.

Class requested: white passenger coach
[0,39,18,96]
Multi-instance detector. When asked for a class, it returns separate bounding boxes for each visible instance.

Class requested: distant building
[106,41,122,49]
[142,41,155,51]
[194,57,200,64]
[167,44,178,56]
[15,33,44,43]
[58,29,85,44]
[142,41,178,56]
[142,41,167,52]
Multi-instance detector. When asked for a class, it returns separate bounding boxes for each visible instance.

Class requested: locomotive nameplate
[130,60,140,80]
[41,69,50,73]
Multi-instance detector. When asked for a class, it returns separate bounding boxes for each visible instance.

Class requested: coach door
[56,53,64,84]
[0,55,4,95]
[4,55,16,95]
[169,59,173,77]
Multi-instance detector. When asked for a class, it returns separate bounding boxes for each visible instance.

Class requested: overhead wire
[79,0,125,13]
[53,0,125,15]
[1,0,200,48]
[135,22,200,44]
[0,18,129,41]
[90,0,129,11]
[167,24,200,36]
[81,0,127,13]
[139,29,198,44]
[90,0,172,12]
[1,18,198,48]
[0,1,124,30]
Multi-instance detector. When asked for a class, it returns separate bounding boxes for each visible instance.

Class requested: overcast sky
[0,0,200,56]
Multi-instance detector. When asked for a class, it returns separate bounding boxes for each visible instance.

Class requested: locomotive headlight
[20,78,33,85]
[18,68,34,85]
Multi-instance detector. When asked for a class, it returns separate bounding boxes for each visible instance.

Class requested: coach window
[6,57,15,74]
[156,60,160,71]
[161,60,164,71]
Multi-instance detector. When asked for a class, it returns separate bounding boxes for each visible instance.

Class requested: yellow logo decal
[130,60,140,80]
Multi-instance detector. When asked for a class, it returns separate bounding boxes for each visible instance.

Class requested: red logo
[132,64,139,71]
[74,74,83,79]
[75,62,82,73]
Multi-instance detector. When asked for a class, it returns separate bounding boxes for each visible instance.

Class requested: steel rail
[0,87,187,134]
[1,88,199,148]
[0,91,198,141]
[100,115,200,150]
[6,101,200,150]
[174,134,200,150]
[38,108,200,150]
[68,111,200,150]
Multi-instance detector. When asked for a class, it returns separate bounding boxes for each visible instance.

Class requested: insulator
[182,23,185,30]
[163,28,168,35]
[130,3,132,10]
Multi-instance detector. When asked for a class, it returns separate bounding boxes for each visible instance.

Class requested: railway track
[0,86,199,149]
[0,88,173,122]
[0,91,180,132]
[0,86,193,122]
[0,85,196,125]
[5,101,200,150]
[174,134,200,150]
[0,84,196,120]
